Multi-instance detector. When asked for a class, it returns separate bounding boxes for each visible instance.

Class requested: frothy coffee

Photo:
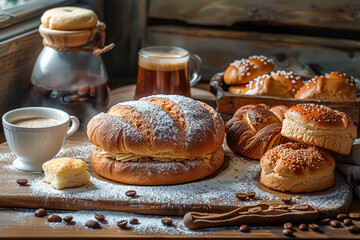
[138,53,188,71]
[11,117,61,128]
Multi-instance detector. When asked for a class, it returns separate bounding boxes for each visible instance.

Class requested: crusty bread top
[41,7,98,30]
[260,142,335,178]
[42,157,88,174]
[295,72,359,101]
[284,103,357,138]
[87,95,225,158]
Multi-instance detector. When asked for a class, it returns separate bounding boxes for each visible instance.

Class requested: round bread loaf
[87,94,225,185]
[228,71,303,98]
[260,142,335,193]
[295,72,359,101]
[41,7,98,30]
[226,104,290,160]
[224,56,274,85]
[281,103,357,155]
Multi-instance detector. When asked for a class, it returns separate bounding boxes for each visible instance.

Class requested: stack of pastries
[226,103,357,193]
[224,56,359,101]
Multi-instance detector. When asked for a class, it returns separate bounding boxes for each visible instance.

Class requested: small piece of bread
[41,7,98,30]
[295,72,359,101]
[224,56,274,85]
[260,142,335,193]
[281,103,357,155]
[42,157,92,190]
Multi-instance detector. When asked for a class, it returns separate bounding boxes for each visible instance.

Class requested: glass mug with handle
[135,46,201,99]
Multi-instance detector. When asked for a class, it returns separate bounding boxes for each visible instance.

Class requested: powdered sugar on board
[0,141,352,215]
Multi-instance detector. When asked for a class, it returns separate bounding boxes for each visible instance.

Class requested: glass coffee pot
[30,22,113,126]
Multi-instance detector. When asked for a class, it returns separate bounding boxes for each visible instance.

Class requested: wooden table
[1,85,360,239]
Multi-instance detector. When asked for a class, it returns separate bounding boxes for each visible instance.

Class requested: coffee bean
[337,214,349,221]
[349,225,360,234]
[246,192,255,198]
[239,224,250,232]
[282,228,293,237]
[161,218,173,226]
[86,220,100,229]
[94,214,105,222]
[16,179,28,186]
[309,223,319,232]
[129,218,139,224]
[63,216,73,223]
[117,220,128,229]
[236,193,247,200]
[299,223,308,231]
[281,196,292,204]
[34,208,47,217]
[283,222,292,229]
[125,190,136,197]
[344,218,353,226]
[349,213,360,220]
[320,218,331,225]
[47,214,62,222]
[330,220,341,228]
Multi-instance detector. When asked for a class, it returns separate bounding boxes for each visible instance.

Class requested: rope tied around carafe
[42,21,114,55]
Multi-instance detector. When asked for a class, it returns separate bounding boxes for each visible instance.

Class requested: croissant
[295,71,358,101]
[87,94,225,185]
[224,55,274,85]
[226,104,290,160]
[228,71,303,98]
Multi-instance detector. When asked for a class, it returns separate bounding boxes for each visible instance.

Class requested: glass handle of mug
[189,54,202,87]
[66,116,80,139]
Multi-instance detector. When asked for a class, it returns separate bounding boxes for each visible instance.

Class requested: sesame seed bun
[260,142,335,193]
[281,103,357,155]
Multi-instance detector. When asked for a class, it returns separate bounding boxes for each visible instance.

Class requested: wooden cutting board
[0,140,352,217]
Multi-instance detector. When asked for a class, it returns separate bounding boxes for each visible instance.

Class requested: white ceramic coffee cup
[2,107,80,171]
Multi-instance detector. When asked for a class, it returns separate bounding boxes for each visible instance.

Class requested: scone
[41,7,98,30]
[224,56,274,85]
[226,104,290,160]
[295,72,359,101]
[42,157,92,190]
[260,142,335,193]
[281,103,357,155]
[87,94,225,185]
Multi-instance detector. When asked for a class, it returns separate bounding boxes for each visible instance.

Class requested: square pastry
[42,157,92,189]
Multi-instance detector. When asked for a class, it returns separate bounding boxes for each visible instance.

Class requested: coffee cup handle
[189,54,202,87]
[66,116,80,139]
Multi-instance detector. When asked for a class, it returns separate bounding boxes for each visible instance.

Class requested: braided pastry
[87,94,225,185]
[228,71,303,98]
[226,104,290,160]
[295,71,358,101]
[224,55,274,85]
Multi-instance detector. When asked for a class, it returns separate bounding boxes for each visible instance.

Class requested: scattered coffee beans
[16,179,28,186]
[283,222,292,229]
[246,192,256,198]
[34,208,47,217]
[86,220,100,229]
[125,190,136,197]
[330,220,341,228]
[349,213,360,220]
[129,218,139,224]
[320,218,331,225]
[309,223,320,232]
[337,214,349,221]
[282,228,293,237]
[299,223,308,231]
[349,225,360,234]
[47,214,62,222]
[343,219,353,226]
[161,218,173,226]
[117,220,128,229]
[239,224,250,232]
[235,193,247,200]
[94,214,105,222]
[281,196,292,204]
[63,216,73,223]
